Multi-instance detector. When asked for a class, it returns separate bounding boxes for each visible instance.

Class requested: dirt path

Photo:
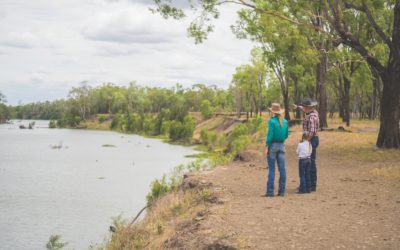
[183,129,400,249]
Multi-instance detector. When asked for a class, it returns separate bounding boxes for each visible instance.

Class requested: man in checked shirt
[294,98,320,192]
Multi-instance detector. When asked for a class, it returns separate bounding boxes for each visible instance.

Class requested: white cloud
[0,31,57,49]
[81,4,185,44]
[0,0,254,105]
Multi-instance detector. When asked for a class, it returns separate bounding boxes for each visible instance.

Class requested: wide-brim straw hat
[268,103,285,114]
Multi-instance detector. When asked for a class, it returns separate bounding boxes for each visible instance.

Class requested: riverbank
[104,119,400,249]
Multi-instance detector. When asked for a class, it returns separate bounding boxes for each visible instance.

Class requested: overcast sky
[0,0,253,105]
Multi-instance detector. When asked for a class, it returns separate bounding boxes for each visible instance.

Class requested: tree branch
[343,0,392,46]
[322,0,386,76]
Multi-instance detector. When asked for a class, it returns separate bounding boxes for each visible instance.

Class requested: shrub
[142,115,157,135]
[200,129,218,150]
[230,135,252,155]
[57,113,81,128]
[110,113,124,130]
[182,115,196,141]
[146,160,211,205]
[169,120,185,141]
[230,123,249,139]
[200,129,208,144]
[249,116,263,133]
[200,100,213,119]
[46,235,67,250]
[160,120,171,135]
[98,114,107,123]
[49,120,57,128]
[169,115,196,142]
[146,176,170,204]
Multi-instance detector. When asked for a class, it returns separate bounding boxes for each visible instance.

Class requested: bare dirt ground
[180,126,400,249]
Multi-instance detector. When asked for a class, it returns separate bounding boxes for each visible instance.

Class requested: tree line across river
[0,69,389,145]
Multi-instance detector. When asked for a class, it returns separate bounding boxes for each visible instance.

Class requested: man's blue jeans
[266,143,286,195]
[310,136,319,190]
[299,158,311,193]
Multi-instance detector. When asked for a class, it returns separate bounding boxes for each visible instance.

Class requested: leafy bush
[200,100,213,119]
[49,120,57,128]
[146,176,170,204]
[146,160,211,205]
[168,115,196,142]
[46,235,68,250]
[110,113,124,130]
[249,116,263,133]
[200,129,217,150]
[168,120,185,141]
[231,135,252,154]
[98,114,107,123]
[230,123,249,139]
[160,120,171,135]
[57,113,81,128]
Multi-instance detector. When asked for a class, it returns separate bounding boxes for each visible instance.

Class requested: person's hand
[265,147,269,157]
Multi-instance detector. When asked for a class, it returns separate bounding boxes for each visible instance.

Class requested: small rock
[195,216,204,221]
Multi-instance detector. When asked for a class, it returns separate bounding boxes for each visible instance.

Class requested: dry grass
[318,119,400,181]
[321,131,400,162]
[105,188,211,250]
[235,234,251,249]
[369,164,400,180]
[288,118,400,180]
[81,119,112,130]
[326,117,380,132]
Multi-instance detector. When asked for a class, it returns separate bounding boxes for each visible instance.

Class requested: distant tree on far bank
[0,91,10,123]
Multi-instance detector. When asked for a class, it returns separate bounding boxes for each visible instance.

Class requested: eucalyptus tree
[68,81,92,120]
[91,83,121,114]
[231,64,254,118]
[231,50,266,119]
[330,47,365,126]
[234,6,318,120]
[0,91,6,103]
[320,1,400,148]
[250,48,268,116]
[152,0,399,148]
[0,91,9,123]
[183,84,217,111]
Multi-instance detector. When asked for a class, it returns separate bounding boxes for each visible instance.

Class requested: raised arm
[293,104,304,111]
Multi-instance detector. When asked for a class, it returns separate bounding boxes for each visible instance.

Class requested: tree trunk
[279,78,290,121]
[339,103,344,119]
[371,68,381,119]
[283,90,290,121]
[292,75,301,119]
[376,2,400,148]
[275,68,290,121]
[376,76,400,148]
[316,51,328,128]
[258,72,264,117]
[343,75,351,127]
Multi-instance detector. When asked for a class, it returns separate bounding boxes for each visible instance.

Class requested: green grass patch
[185,152,211,158]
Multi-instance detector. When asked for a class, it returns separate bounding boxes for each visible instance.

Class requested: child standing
[296,132,312,193]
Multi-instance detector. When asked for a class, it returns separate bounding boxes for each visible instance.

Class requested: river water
[0,120,197,250]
